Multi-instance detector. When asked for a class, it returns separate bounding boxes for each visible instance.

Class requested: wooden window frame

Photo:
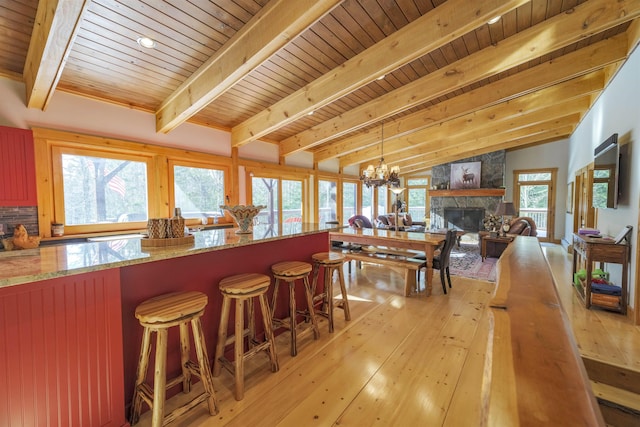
[33,128,233,237]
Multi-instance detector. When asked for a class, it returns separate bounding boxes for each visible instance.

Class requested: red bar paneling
[0,126,37,206]
[0,269,126,426]
[120,232,329,407]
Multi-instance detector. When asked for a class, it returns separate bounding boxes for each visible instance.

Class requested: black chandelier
[360,123,400,188]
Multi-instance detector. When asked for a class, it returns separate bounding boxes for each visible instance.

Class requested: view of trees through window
[343,182,357,221]
[516,171,553,237]
[174,165,225,220]
[61,154,148,225]
[252,177,303,223]
[318,180,337,223]
[407,178,428,221]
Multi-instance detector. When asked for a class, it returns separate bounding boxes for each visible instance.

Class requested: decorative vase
[220,205,265,234]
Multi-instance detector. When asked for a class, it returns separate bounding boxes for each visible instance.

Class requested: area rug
[448,242,497,282]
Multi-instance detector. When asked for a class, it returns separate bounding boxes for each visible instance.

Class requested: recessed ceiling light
[487,16,501,25]
[307,110,314,116]
[136,37,156,49]
[377,75,386,81]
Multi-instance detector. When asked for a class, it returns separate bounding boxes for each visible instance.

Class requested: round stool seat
[135,291,208,326]
[271,261,312,278]
[130,290,217,426]
[219,273,271,296]
[312,251,345,266]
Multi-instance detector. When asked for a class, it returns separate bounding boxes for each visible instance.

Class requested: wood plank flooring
[138,243,640,426]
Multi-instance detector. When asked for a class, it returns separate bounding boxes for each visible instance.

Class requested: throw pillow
[403,213,413,226]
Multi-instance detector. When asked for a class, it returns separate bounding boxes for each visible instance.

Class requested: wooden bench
[332,248,423,296]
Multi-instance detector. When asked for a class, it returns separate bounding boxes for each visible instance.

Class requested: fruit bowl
[220,205,265,234]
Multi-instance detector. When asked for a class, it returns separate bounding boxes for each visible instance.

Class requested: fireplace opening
[444,207,485,232]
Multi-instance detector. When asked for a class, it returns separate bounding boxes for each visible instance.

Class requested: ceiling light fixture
[360,123,400,188]
[377,75,386,80]
[487,16,501,25]
[136,37,157,49]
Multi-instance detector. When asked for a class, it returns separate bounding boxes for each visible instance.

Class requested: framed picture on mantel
[450,161,481,189]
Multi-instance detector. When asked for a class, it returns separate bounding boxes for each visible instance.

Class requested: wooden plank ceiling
[1,0,639,176]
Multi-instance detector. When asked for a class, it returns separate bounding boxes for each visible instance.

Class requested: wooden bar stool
[213,273,279,401]
[310,252,351,333]
[271,261,320,356]
[130,291,217,427]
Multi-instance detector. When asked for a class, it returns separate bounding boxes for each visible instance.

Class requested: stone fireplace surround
[428,151,506,231]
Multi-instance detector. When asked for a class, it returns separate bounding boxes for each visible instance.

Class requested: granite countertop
[0,223,332,288]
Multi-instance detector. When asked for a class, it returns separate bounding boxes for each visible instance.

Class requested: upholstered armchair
[506,216,537,237]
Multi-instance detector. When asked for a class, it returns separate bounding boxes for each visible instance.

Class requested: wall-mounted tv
[592,133,620,209]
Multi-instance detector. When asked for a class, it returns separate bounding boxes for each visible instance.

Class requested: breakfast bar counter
[0,223,331,427]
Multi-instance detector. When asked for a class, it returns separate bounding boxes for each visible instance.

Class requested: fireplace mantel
[429,188,505,197]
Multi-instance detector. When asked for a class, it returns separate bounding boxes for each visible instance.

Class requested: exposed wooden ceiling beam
[322,34,626,167]
[401,130,574,175]
[393,115,579,173]
[340,60,616,167]
[231,0,529,147]
[314,35,626,164]
[365,95,592,171]
[23,0,90,110]
[155,0,341,134]
[282,0,640,157]
[402,127,574,175]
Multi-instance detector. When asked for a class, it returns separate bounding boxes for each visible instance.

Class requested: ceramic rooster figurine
[11,224,41,249]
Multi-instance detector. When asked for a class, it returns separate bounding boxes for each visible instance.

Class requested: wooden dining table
[329,228,446,296]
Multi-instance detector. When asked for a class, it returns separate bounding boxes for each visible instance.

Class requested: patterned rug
[448,242,497,282]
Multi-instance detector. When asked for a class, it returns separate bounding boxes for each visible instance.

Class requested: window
[513,168,557,241]
[342,181,357,221]
[251,176,304,224]
[407,178,428,222]
[318,179,337,223]
[361,185,373,220]
[60,154,148,225]
[172,164,225,221]
[36,128,232,237]
[377,187,387,217]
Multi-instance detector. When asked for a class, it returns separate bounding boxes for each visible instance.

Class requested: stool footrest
[164,392,211,426]
[136,383,154,408]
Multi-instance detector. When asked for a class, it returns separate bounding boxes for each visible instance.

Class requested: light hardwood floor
[142,243,640,426]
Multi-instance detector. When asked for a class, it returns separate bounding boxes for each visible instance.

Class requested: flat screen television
[592,133,619,209]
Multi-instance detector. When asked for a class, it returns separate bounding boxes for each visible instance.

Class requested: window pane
[282,180,303,221]
[408,178,428,186]
[342,182,357,221]
[377,187,387,216]
[361,185,373,220]
[252,177,279,224]
[518,172,551,181]
[62,154,148,225]
[174,165,225,220]
[318,180,337,223]
[408,188,426,220]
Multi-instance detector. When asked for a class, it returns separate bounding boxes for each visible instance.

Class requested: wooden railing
[483,236,604,426]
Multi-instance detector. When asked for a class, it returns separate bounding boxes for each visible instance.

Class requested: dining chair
[417,229,457,294]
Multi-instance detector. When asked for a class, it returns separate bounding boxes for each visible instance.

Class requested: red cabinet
[0,126,37,206]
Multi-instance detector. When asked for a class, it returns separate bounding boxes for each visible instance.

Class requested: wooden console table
[572,233,630,314]
[481,235,514,260]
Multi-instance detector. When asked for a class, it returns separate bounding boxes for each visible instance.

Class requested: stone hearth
[444,207,485,232]
[428,151,505,231]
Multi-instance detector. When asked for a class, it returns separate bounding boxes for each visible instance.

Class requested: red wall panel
[0,126,37,206]
[0,269,126,427]
[119,232,329,407]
